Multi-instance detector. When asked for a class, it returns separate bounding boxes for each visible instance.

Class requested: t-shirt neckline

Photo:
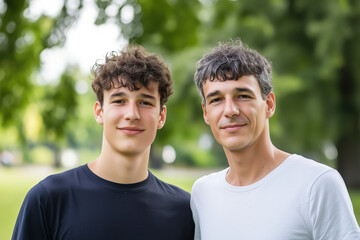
[82,164,153,193]
[221,154,296,192]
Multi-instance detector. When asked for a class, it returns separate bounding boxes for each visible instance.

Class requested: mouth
[220,123,247,132]
[118,127,144,135]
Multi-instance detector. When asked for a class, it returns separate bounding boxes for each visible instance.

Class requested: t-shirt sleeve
[12,183,51,240]
[309,169,360,240]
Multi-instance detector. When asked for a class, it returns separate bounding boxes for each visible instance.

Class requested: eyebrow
[205,90,221,100]
[110,92,126,99]
[110,92,157,101]
[139,93,157,101]
[205,87,254,100]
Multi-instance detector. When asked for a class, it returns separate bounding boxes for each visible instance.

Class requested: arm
[309,169,360,240]
[12,183,51,240]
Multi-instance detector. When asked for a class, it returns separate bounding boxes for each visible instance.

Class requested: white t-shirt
[191,154,360,240]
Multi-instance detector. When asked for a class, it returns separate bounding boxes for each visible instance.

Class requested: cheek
[251,106,267,126]
[205,113,218,128]
[205,106,221,122]
[207,113,222,135]
[106,108,122,121]
[144,111,161,125]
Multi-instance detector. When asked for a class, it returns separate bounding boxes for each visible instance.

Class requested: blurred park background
[1,0,360,238]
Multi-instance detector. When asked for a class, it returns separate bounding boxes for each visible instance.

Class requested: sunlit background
[1,0,360,238]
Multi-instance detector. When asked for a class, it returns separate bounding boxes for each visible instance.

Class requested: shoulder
[23,179,49,207]
[309,166,347,198]
[285,154,348,199]
[16,169,73,220]
[42,165,83,183]
[284,154,335,181]
[191,168,228,194]
[294,157,360,239]
[21,165,90,214]
[287,154,331,171]
[150,172,191,200]
[34,165,86,196]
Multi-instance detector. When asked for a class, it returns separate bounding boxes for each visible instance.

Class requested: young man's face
[202,75,275,152]
[94,81,166,156]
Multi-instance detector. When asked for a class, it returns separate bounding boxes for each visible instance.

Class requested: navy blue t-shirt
[12,165,194,240]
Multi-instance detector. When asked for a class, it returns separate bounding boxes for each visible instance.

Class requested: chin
[116,149,142,156]
[116,143,150,156]
[222,141,250,152]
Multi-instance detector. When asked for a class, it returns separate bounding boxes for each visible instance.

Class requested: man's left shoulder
[287,154,334,176]
[151,173,190,199]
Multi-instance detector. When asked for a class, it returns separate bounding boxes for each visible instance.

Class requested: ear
[94,101,104,125]
[202,102,210,125]
[265,92,276,118]
[157,105,167,129]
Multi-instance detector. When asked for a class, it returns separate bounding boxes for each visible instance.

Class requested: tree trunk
[337,135,360,188]
[337,67,360,188]
[149,146,163,169]
[48,143,62,168]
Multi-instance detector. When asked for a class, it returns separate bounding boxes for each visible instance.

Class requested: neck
[224,131,290,186]
[88,144,150,184]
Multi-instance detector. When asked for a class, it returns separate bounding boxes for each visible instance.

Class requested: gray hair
[194,40,273,103]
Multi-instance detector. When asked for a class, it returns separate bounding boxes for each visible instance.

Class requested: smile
[118,127,144,135]
[220,124,246,132]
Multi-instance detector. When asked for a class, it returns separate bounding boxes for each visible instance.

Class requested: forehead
[105,80,160,99]
[203,75,261,96]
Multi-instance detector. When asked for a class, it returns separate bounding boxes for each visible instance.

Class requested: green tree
[2,0,359,187]
[203,0,360,185]
[205,0,360,187]
[93,0,360,185]
[41,69,78,167]
[93,0,213,167]
[0,0,83,164]
[0,0,45,160]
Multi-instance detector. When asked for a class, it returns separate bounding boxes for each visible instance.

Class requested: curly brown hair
[91,45,173,108]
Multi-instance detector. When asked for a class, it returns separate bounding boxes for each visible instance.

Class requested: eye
[140,101,153,106]
[236,94,251,100]
[209,97,222,104]
[113,99,125,104]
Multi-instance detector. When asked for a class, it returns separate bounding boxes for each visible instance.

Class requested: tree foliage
[0,0,83,124]
[100,0,360,184]
[1,0,360,186]
[0,0,83,164]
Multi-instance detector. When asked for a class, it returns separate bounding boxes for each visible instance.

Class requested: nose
[224,98,239,118]
[124,101,140,120]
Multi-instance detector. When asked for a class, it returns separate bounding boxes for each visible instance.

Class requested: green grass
[151,169,195,192]
[1,166,359,239]
[350,189,360,223]
[0,167,46,240]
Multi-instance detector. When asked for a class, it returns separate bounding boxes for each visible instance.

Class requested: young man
[12,45,194,240]
[191,41,360,239]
